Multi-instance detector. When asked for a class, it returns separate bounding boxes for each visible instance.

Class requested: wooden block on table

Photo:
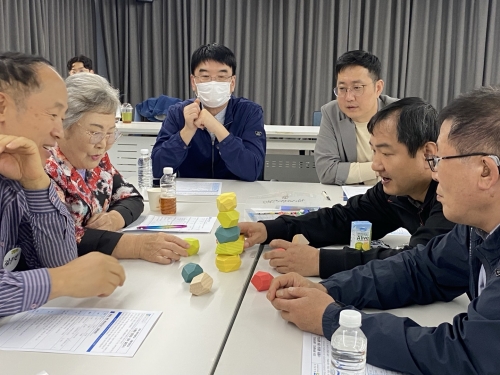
[215,225,240,243]
[216,192,237,212]
[182,263,204,283]
[292,234,309,245]
[217,210,239,228]
[190,272,213,296]
[184,238,200,256]
[215,235,244,255]
[251,271,274,291]
[215,254,241,272]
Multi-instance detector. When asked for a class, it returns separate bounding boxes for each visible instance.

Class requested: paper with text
[176,181,222,196]
[0,308,161,357]
[302,333,408,375]
[123,215,216,233]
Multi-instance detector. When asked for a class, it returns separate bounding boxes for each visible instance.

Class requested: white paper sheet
[123,215,216,233]
[302,333,408,375]
[176,181,222,196]
[0,308,161,357]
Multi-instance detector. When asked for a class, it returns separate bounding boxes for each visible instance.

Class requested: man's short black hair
[438,86,500,156]
[335,50,382,81]
[368,97,439,158]
[0,51,52,105]
[67,55,93,72]
[190,44,236,76]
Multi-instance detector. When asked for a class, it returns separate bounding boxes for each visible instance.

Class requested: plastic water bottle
[330,310,367,375]
[160,167,176,214]
[137,149,153,191]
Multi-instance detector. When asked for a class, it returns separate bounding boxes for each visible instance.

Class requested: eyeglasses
[76,123,122,145]
[333,85,368,97]
[194,75,233,83]
[425,152,500,172]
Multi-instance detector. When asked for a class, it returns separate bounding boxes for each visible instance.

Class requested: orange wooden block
[251,271,274,291]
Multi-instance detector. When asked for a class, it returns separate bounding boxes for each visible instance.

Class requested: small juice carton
[350,221,372,251]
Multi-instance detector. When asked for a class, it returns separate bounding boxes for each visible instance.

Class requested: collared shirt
[0,175,78,317]
[206,105,227,143]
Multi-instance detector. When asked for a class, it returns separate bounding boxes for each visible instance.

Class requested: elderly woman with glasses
[45,73,189,263]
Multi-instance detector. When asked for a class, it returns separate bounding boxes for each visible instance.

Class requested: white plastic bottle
[160,167,176,214]
[330,310,367,375]
[137,149,153,192]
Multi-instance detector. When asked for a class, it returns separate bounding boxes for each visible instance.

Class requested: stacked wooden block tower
[215,192,244,272]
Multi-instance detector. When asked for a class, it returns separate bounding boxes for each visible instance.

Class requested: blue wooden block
[215,225,240,243]
[182,263,204,283]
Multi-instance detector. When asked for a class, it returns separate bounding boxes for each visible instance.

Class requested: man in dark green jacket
[239,97,455,278]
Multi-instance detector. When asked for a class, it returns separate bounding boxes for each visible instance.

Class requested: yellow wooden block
[215,235,244,255]
[190,272,213,296]
[217,210,239,228]
[184,238,200,256]
[217,192,237,212]
[215,254,241,272]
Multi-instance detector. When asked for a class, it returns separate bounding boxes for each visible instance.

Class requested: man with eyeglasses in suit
[315,50,398,185]
[152,44,266,182]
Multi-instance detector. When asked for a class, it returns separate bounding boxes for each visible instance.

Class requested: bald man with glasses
[314,50,398,185]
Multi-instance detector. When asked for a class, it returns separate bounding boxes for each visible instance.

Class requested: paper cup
[147,188,161,211]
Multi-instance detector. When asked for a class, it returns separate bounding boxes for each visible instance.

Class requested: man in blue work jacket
[267,86,500,375]
[152,44,266,182]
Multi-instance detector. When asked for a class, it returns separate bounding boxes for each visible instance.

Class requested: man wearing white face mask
[151,44,266,181]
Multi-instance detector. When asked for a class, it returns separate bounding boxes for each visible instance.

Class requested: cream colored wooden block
[216,192,237,212]
[217,210,239,228]
[215,235,244,255]
[190,272,213,296]
[215,254,241,272]
[292,234,309,245]
[184,238,200,256]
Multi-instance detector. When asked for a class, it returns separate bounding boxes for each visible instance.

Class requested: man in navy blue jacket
[267,86,500,375]
[152,44,266,181]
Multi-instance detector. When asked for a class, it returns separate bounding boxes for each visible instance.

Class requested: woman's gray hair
[63,73,120,130]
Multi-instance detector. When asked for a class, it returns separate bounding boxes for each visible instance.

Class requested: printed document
[0,308,161,357]
[123,215,216,233]
[302,333,408,375]
[176,181,222,196]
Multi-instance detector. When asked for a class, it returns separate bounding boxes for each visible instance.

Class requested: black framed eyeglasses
[425,152,500,172]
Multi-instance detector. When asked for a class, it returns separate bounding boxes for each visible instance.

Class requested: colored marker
[137,224,187,230]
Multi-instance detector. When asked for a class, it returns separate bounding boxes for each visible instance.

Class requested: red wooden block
[251,271,274,292]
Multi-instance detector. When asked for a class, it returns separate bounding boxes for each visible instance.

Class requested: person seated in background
[151,43,266,182]
[67,55,94,76]
[266,86,500,375]
[45,73,189,264]
[314,50,398,185]
[0,52,124,317]
[239,98,455,278]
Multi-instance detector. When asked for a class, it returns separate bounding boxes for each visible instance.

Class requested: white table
[214,244,470,375]
[0,180,468,375]
[0,180,336,375]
